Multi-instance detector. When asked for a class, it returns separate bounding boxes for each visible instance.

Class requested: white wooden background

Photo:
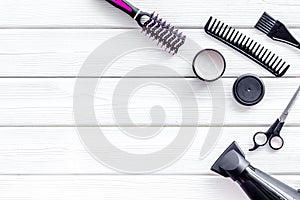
[1,0,300,199]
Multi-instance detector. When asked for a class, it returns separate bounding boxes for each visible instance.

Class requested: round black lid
[233,74,265,106]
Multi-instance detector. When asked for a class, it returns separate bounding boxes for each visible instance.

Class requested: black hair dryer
[211,142,300,200]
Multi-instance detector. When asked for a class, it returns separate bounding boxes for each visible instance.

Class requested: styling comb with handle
[205,16,290,77]
[255,12,300,50]
[105,0,186,55]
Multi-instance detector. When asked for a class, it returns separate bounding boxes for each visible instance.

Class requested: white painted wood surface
[0,0,300,199]
[0,127,298,174]
[0,29,299,77]
[0,175,299,200]
[0,78,298,126]
[1,0,300,28]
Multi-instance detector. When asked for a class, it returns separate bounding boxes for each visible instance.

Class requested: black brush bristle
[205,16,290,77]
[141,12,186,55]
[255,12,300,49]
[255,12,276,35]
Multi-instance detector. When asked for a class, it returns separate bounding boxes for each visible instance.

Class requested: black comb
[255,12,300,50]
[205,16,290,77]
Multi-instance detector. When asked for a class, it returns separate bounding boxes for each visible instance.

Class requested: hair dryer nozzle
[211,142,249,179]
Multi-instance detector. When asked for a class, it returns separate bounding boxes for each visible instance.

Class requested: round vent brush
[105,0,186,55]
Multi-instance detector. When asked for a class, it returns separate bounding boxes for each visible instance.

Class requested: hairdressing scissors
[249,84,300,151]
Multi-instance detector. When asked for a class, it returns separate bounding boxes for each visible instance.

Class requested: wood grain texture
[0,175,298,200]
[1,0,300,28]
[0,29,299,77]
[0,78,298,126]
[0,127,298,174]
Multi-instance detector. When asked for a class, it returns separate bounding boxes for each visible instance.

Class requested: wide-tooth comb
[255,12,300,49]
[205,16,290,77]
[142,12,186,55]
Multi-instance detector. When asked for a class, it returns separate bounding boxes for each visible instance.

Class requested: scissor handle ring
[253,132,268,147]
[269,135,284,151]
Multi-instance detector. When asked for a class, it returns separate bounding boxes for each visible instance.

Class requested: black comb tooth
[247,40,254,50]
[228,29,236,41]
[280,65,290,76]
[204,17,213,31]
[254,44,261,54]
[243,37,250,49]
[245,37,251,45]
[274,59,282,71]
[270,56,279,67]
[235,32,243,46]
[257,47,265,59]
[240,35,247,47]
[276,61,286,73]
[235,31,243,45]
[217,23,225,35]
[220,25,228,38]
[261,48,268,60]
[213,20,221,33]
[267,53,275,65]
[232,31,240,44]
[263,51,272,62]
[225,27,232,39]
[254,45,262,56]
[210,18,218,32]
[250,42,258,53]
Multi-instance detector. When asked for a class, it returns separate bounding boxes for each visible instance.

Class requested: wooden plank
[0,127,299,174]
[0,175,298,200]
[0,78,298,126]
[0,29,299,77]
[1,0,300,27]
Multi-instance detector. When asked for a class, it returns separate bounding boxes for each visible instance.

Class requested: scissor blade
[280,84,300,121]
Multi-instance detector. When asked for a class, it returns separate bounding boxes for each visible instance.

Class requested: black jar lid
[233,74,265,106]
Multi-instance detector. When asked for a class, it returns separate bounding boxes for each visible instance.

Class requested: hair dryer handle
[240,181,270,200]
[241,167,300,200]
[105,0,139,18]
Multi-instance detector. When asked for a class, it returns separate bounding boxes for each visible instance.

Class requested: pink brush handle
[105,0,138,18]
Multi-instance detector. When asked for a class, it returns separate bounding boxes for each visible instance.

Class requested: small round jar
[233,74,265,106]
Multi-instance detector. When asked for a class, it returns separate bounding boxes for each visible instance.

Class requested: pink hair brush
[105,0,186,55]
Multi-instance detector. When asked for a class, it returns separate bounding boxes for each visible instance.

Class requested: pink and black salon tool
[105,0,186,55]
